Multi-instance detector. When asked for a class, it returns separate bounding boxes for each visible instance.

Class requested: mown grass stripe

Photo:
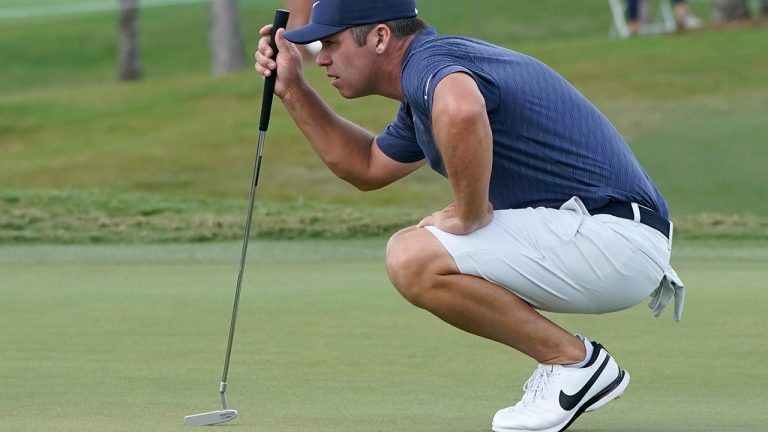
[0,0,217,19]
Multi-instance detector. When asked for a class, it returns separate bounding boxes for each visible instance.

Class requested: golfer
[255,1,685,431]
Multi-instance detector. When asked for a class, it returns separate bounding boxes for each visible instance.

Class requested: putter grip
[259,9,290,132]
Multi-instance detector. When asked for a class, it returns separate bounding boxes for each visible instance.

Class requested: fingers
[416,212,439,228]
[254,28,296,78]
[417,214,435,228]
[254,55,275,78]
[255,29,277,78]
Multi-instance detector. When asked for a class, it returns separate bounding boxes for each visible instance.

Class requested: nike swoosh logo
[558,355,610,411]
[312,1,320,9]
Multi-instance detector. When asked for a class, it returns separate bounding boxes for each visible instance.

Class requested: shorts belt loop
[630,202,641,223]
[668,221,674,251]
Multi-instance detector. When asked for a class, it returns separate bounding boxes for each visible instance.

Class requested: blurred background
[1,0,766,242]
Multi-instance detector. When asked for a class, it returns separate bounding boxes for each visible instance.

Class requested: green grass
[0,0,623,93]
[0,189,428,243]
[1,239,766,431]
[1,189,766,243]
[0,1,766,242]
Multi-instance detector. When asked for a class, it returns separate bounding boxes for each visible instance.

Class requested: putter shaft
[185,10,290,426]
[218,130,266,409]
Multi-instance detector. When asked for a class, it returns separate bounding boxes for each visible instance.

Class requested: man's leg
[626,0,642,35]
[672,0,702,29]
[385,226,585,365]
[386,224,632,432]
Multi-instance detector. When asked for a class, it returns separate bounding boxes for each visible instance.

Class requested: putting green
[1,239,766,431]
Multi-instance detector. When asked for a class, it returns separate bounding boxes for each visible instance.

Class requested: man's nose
[315,49,331,66]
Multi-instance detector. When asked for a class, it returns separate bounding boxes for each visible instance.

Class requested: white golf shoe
[492,342,629,432]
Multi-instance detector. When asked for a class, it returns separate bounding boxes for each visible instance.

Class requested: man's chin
[336,88,365,100]
[331,80,367,99]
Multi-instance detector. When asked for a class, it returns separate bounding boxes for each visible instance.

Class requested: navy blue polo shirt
[376,28,669,218]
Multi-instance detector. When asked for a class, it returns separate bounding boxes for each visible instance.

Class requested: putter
[184,8,290,427]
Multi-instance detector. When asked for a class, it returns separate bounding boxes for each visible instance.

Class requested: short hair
[349,17,428,47]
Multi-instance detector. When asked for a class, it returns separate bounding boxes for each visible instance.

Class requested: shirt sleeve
[423,65,473,115]
[375,102,425,163]
[403,47,500,121]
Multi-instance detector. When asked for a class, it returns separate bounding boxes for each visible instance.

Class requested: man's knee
[385,227,457,307]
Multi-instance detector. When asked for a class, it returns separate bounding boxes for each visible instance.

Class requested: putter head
[184,409,238,426]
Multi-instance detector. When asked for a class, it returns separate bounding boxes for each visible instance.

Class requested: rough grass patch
[0,189,423,243]
[1,189,765,244]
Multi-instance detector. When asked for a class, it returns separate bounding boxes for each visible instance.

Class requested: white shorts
[425,197,685,318]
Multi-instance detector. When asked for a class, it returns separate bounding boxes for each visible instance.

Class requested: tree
[711,0,750,23]
[209,0,245,75]
[118,0,142,80]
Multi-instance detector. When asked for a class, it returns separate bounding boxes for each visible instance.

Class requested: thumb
[274,28,293,53]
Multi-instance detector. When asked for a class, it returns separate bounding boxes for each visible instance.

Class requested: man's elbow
[340,173,385,191]
[328,157,388,191]
[357,179,391,191]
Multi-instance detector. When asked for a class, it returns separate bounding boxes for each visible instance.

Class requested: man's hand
[418,202,494,235]
[254,26,305,98]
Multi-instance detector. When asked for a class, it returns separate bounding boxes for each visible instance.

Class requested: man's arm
[280,80,424,190]
[255,27,424,190]
[418,72,494,234]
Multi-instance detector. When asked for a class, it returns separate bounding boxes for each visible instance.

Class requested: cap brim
[283,23,347,44]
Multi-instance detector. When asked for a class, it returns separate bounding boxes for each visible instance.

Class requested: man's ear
[373,24,391,54]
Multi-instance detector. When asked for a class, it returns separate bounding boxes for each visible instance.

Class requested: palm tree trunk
[210,0,245,75]
[118,0,142,80]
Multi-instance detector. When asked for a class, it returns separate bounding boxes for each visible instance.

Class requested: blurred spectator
[712,0,749,22]
[285,0,321,59]
[626,0,702,34]
[711,0,768,22]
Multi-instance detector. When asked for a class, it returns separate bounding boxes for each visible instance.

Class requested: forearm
[441,112,492,222]
[281,81,376,185]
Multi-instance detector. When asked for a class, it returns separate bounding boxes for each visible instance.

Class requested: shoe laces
[521,365,556,406]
